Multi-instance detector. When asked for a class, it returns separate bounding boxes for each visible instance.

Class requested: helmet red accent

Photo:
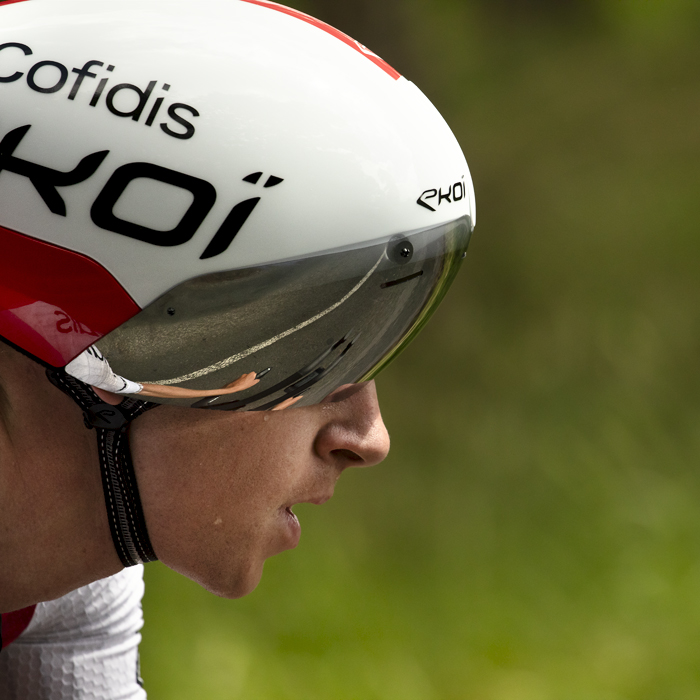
[0,226,140,366]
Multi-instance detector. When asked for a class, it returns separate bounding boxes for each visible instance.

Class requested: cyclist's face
[129,381,390,598]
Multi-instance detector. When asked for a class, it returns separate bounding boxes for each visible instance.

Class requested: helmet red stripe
[0,226,140,367]
[240,0,401,80]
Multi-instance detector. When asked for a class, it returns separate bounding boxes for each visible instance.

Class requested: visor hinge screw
[400,247,411,258]
[167,307,176,316]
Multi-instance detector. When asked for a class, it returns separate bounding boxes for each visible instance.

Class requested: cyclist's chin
[166,542,276,600]
[197,560,266,601]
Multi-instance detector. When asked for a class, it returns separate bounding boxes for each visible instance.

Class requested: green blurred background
[141,1,700,697]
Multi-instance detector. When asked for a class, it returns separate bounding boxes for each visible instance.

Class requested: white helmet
[0,0,475,411]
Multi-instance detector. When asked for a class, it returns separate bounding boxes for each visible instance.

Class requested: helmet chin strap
[46,368,159,568]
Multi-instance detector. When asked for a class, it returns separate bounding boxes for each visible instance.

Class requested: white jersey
[0,566,146,699]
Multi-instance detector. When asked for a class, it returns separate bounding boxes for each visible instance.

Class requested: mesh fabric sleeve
[0,566,147,699]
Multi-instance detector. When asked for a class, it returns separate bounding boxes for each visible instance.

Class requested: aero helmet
[0,0,475,413]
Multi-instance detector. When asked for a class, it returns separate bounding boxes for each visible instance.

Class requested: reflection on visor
[191,331,359,410]
[95,215,472,410]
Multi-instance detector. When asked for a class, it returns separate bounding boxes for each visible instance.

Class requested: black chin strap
[46,368,159,567]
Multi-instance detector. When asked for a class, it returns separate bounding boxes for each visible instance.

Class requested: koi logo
[0,124,284,259]
[417,177,467,212]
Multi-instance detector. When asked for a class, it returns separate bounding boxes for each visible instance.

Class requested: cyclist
[0,0,475,696]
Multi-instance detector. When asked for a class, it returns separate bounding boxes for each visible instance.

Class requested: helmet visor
[95,215,472,410]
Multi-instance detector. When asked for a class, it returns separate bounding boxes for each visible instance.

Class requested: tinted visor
[97,215,472,410]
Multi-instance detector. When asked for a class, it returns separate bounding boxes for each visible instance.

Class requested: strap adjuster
[84,404,128,430]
